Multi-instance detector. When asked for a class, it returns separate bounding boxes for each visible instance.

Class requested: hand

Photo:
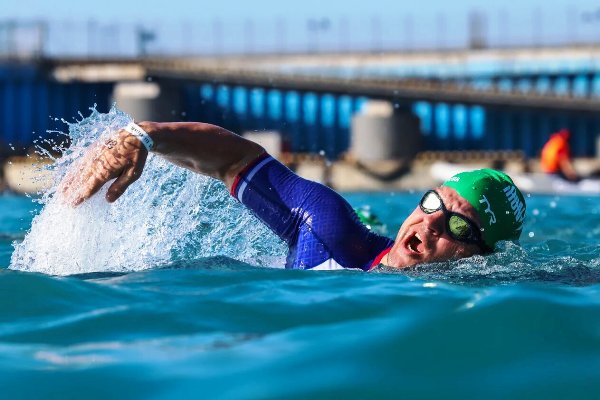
[60,129,149,206]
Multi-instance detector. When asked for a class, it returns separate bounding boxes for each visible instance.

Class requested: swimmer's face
[386,186,483,268]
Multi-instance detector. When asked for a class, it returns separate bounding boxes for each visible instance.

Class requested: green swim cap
[442,169,526,250]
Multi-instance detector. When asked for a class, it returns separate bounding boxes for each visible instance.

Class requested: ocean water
[1,109,600,399]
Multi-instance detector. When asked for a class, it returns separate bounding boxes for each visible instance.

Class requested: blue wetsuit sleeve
[230,154,393,270]
[230,154,305,244]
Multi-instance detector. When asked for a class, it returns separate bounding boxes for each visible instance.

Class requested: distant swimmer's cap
[354,206,383,230]
[442,169,526,250]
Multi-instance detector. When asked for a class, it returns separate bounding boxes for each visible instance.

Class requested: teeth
[408,243,416,252]
[415,232,422,241]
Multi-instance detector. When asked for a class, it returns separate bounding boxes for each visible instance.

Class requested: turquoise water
[1,109,600,398]
[2,192,600,399]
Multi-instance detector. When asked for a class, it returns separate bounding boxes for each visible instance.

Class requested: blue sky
[3,0,600,55]
[2,0,598,21]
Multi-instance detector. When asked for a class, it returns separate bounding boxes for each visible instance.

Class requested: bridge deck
[39,45,600,113]
[145,61,600,112]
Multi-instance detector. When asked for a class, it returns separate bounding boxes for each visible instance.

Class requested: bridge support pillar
[111,81,183,122]
[350,100,421,162]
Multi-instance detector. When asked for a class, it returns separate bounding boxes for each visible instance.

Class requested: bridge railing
[2,9,600,59]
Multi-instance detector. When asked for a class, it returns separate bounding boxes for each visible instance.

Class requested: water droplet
[528,232,535,237]
[533,209,540,216]
[550,201,557,208]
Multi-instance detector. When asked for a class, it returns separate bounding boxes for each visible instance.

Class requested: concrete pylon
[350,100,422,162]
[111,81,183,122]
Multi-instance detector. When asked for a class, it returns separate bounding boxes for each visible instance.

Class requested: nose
[421,209,446,236]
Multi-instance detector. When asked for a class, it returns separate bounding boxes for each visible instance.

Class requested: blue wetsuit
[230,154,393,271]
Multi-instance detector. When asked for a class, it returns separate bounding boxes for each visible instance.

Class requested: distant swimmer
[540,128,580,182]
[60,121,527,271]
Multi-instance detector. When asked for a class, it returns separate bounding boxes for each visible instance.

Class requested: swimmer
[61,121,526,270]
[540,128,580,182]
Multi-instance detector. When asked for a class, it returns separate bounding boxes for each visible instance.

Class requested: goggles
[419,190,487,249]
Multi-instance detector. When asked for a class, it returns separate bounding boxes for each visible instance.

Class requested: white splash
[10,106,286,275]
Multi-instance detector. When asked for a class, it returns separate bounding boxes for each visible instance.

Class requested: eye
[421,193,441,212]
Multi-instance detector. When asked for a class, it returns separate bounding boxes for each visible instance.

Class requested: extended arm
[61,121,265,205]
[140,122,264,185]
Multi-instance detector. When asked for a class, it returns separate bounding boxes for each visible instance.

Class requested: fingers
[60,153,101,205]
[72,171,117,206]
[105,158,146,203]
[58,167,77,196]
[59,145,100,197]
[105,139,148,202]
[60,129,149,206]
[62,144,130,205]
[68,159,119,205]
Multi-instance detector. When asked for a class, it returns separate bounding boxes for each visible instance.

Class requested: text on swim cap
[502,185,526,224]
[479,195,497,225]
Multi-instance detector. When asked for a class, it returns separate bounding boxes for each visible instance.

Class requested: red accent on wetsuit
[230,152,269,196]
[369,247,392,271]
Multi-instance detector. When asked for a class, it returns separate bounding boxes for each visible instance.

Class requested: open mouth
[406,232,424,254]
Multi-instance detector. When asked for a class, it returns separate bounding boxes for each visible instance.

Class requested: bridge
[1,46,600,159]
